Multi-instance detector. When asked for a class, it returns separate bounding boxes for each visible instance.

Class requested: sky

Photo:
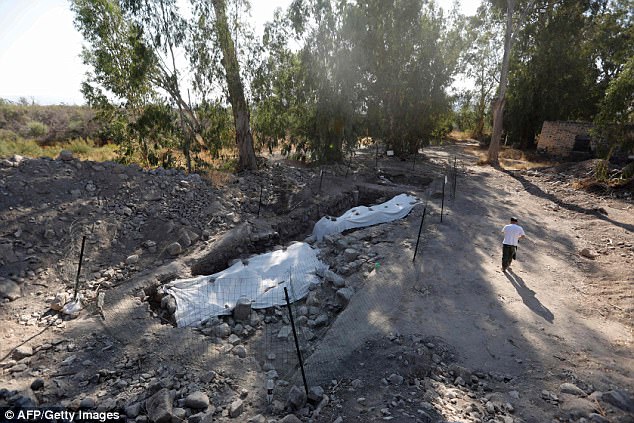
[0,0,481,105]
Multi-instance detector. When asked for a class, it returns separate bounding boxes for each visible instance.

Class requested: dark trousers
[502,244,517,269]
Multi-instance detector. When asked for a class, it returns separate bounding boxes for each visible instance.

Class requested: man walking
[502,217,525,272]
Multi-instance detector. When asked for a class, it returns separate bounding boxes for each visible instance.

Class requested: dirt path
[305,141,633,421]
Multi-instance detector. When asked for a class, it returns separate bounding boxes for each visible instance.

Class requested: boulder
[58,150,74,161]
[308,386,324,404]
[559,382,586,397]
[233,297,252,322]
[214,323,231,338]
[146,388,174,423]
[228,399,243,418]
[49,292,68,311]
[166,242,182,256]
[336,288,353,305]
[602,389,634,412]
[324,270,345,288]
[30,378,45,391]
[286,385,306,410]
[184,391,209,410]
[160,295,177,315]
[13,345,33,360]
[343,248,359,261]
[558,395,597,419]
[0,279,21,300]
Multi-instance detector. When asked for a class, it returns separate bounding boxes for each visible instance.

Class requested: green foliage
[72,0,186,167]
[67,138,97,155]
[27,121,49,138]
[593,54,634,154]
[0,139,44,157]
[496,0,634,150]
[0,101,99,143]
[253,0,461,161]
[457,4,501,140]
[0,137,117,161]
[197,100,234,158]
[505,1,605,149]
[0,128,20,142]
[595,159,609,181]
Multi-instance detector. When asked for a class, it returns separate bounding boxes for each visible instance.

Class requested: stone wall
[537,121,593,156]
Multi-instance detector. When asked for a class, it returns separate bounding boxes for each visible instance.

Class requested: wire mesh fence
[159,262,322,397]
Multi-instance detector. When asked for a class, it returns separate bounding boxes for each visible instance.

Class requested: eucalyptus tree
[505,1,605,149]
[591,0,634,155]
[461,4,502,140]
[72,0,167,164]
[251,9,307,155]
[73,0,200,170]
[119,0,201,172]
[73,0,260,171]
[594,55,634,156]
[185,0,259,170]
[280,0,461,159]
[342,0,460,155]
[502,0,633,150]
[486,0,535,165]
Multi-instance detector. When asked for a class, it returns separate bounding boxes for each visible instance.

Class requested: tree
[274,0,461,160]
[594,54,634,154]
[343,0,460,155]
[72,0,165,164]
[505,1,611,149]
[461,4,502,140]
[251,10,305,155]
[73,0,259,171]
[487,0,515,163]
[211,0,258,170]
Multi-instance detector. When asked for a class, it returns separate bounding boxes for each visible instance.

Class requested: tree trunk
[487,0,515,166]
[212,0,258,171]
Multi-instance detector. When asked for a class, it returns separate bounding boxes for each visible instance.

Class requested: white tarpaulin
[312,193,419,241]
[165,242,327,327]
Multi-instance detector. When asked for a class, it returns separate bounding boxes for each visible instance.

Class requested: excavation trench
[189,183,411,276]
[146,181,429,326]
[142,179,432,393]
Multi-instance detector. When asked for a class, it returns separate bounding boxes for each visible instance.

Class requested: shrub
[0,128,20,142]
[27,120,49,138]
[67,138,94,155]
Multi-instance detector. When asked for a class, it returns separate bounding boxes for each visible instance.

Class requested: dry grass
[203,169,236,188]
[448,130,475,141]
[467,146,555,170]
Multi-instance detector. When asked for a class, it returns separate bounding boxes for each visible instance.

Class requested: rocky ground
[1,141,632,422]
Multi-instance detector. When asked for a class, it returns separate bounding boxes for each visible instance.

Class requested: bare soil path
[306,141,633,421]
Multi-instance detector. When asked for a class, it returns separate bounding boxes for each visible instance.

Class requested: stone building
[536,121,594,157]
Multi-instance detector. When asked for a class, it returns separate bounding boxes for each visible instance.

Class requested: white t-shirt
[502,224,525,246]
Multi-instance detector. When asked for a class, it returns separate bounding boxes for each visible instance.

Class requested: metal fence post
[284,287,309,396]
[440,176,446,223]
[74,235,87,300]
[257,185,263,217]
[413,207,427,262]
